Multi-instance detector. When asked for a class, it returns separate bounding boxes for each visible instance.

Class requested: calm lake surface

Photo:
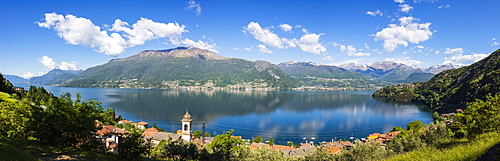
[40,86,433,145]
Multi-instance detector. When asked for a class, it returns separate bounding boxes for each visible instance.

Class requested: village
[94,110,417,157]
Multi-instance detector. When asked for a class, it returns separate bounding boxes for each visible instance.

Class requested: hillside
[64,47,301,89]
[28,69,82,85]
[277,62,388,90]
[3,74,28,86]
[373,49,500,112]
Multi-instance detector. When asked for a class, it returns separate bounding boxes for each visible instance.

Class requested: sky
[0,0,499,78]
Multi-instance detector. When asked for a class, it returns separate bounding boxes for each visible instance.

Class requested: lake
[40,86,433,145]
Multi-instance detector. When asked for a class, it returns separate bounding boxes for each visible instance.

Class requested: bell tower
[181,111,193,142]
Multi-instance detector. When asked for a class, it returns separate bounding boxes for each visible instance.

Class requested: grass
[385,132,500,161]
[0,136,119,161]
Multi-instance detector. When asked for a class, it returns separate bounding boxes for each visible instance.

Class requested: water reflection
[39,86,433,145]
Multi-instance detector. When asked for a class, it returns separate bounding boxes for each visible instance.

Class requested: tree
[253,135,263,143]
[464,95,500,136]
[268,137,275,146]
[160,138,198,161]
[208,129,245,160]
[193,130,202,139]
[406,120,425,134]
[391,126,403,132]
[287,141,294,147]
[204,131,211,137]
[119,132,149,160]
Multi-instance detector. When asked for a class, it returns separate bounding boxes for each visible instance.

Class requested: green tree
[204,131,211,137]
[268,137,275,146]
[118,132,149,160]
[253,135,263,143]
[343,140,392,161]
[193,130,202,139]
[464,95,500,136]
[406,120,425,134]
[160,138,199,161]
[391,126,403,132]
[208,129,245,160]
[287,141,294,147]
[0,100,38,138]
[0,74,14,93]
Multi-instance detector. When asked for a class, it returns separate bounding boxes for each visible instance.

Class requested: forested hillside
[374,49,500,112]
[65,47,301,89]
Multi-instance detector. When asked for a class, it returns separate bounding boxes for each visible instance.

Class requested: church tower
[181,111,193,142]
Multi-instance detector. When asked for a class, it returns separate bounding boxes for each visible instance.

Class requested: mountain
[28,69,83,85]
[373,49,500,112]
[277,62,388,90]
[339,61,430,83]
[3,74,28,86]
[424,64,463,74]
[64,47,301,89]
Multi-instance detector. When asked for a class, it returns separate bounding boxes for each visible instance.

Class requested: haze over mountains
[3,47,461,89]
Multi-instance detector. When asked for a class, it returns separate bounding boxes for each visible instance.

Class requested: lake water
[40,86,433,145]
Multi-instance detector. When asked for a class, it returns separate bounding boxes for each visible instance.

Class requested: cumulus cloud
[299,34,327,55]
[399,4,413,13]
[279,24,293,32]
[22,72,36,79]
[442,53,488,65]
[340,45,370,56]
[38,13,129,56]
[366,10,382,16]
[374,16,433,52]
[180,38,218,52]
[39,55,79,70]
[39,13,215,56]
[185,0,202,15]
[110,18,188,46]
[244,22,326,54]
[443,47,464,54]
[385,57,421,66]
[244,22,297,49]
[257,44,272,53]
[394,0,405,3]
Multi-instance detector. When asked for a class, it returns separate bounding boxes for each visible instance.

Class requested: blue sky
[1,0,498,78]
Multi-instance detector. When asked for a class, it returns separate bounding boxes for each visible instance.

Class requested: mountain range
[3,47,461,90]
[373,49,500,112]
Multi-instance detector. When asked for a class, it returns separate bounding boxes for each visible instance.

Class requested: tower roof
[181,111,192,122]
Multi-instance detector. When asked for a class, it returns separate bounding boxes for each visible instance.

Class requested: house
[118,119,133,124]
[96,125,129,152]
[143,131,182,146]
[281,143,316,157]
[132,121,149,129]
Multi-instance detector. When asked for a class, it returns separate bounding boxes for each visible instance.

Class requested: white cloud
[38,13,129,56]
[111,18,187,46]
[385,57,421,66]
[244,22,297,49]
[374,16,433,52]
[186,0,202,15]
[279,24,293,32]
[301,28,308,33]
[244,47,252,51]
[244,22,326,55]
[180,38,218,52]
[38,13,198,56]
[438,4,451,8]
[22,72,36,79]
[257,44,272,53]
[366,10,382,16]
[39,55,79,71]
[399,4,413,13]
[443,47,464,54]
[322,56,334,61]
[416,45,424,48]
[340,45,370,56]
[493,42,500,46]
[442,53,488,65]
[299,33,326,54]
[40,55,59,70]
[394,0,405,3]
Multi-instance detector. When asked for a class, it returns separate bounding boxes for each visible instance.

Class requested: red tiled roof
[120,120,133,123]
[133,121,149,126]
[142,128,159,137]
